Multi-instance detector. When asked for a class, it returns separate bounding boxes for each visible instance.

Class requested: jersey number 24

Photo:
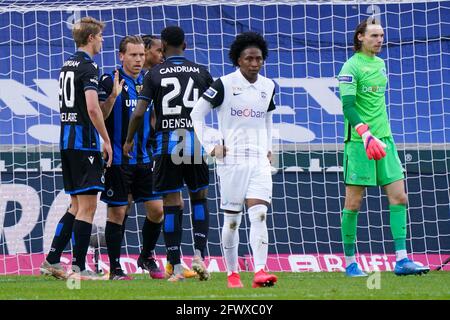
[161,77,198,115]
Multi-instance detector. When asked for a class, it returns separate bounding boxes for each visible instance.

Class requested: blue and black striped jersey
[98,67,151,165]
[139,56,213,156]
[59,51,101,151]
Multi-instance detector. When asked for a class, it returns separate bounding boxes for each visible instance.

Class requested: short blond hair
[119,35,144,53]
[72,17,105,48]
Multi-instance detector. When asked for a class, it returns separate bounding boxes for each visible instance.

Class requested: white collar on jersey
[234,69,264,90]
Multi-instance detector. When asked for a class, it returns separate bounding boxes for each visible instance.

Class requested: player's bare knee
[68,206,78,216]
[344,198,362,211]
[107,206,127,224]
[147,207,164,223]
[345,204,360,212]
[79,204,97,217]
[76,210,96,223]
[163,192,183,207]
[390,193,408,206]
[189,189,207,201]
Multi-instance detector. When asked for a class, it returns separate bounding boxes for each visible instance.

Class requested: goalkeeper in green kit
[338,18,430,277]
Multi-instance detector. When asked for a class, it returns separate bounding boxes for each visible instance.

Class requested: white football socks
[396,249,408,261]
[345,256,356,267]
[248,204,269,273]
[221,212,242,275]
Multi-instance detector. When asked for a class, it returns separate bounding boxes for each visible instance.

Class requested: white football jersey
[201,69,275,163]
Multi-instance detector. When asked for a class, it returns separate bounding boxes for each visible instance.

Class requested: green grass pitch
[0,271,449,300]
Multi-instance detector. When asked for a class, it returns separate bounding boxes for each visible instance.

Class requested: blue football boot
[345,262,368,277]
[394,258,430,276]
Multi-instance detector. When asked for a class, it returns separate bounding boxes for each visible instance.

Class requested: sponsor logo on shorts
[350,173,370,182]
[221,199,242,207]
[101,175,105,184]
[107,188,113,197]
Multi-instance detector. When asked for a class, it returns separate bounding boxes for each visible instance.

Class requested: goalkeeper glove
[355,123,387,160]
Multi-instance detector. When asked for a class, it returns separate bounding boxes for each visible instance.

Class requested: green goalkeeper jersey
[338,51,392,142]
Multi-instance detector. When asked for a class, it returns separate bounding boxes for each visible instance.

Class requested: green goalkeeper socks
[341,205,407,257]
[389,204,407,251]
[341,209,359,257]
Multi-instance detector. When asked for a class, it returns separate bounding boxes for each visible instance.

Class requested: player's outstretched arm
[123,99,148,158]
[99,70,124,120]
[191,97,226,158]
[86,90,112,167]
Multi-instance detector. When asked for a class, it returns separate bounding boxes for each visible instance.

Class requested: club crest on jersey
[261,91,267,99]
[136,85,143,94]
[338,75,353,83]
[204,87,217,99]
[380,68,387,77]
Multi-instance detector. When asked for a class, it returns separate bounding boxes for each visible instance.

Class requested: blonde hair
[72,17,105,48]
[119,35,144,53]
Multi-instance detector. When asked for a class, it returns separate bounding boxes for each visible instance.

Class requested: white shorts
[216,160,272,212]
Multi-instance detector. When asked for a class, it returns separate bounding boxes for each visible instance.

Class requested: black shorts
[100,163,161,206]
[61,149,105,195]
[153,154,209,194]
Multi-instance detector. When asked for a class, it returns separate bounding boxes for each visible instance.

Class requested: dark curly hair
[161,25,185,47]
[141,34,159,49]
[229,31,268,67]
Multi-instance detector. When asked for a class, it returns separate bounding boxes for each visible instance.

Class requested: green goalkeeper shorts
[343,136,405,186]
